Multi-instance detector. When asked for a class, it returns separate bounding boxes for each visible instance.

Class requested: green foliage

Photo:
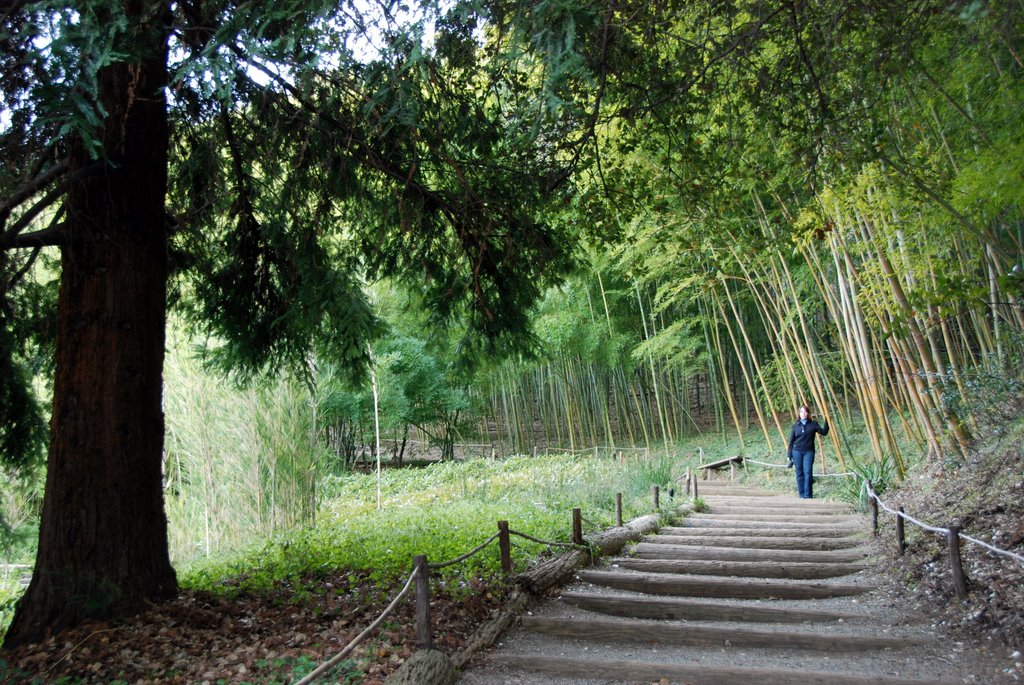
[180,453,677,594]
[820,454,898,513]
[0,256,56,470]
[314,323,473,465]
[628,455,674,493]
[937,359,1024,448]
[0,346,45,471]
[254,655,361,685]
[0,580,23,644]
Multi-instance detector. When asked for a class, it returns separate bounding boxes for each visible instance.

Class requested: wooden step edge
[521,615,927,652]
[493,655,960,685]
[613,557,870,580]
[693,489,779,496]
[705,501,854,508]
[675,528,866,540]
[560,591,865,624]
[578,569,875,599]
[683,517,863,527]
[704,501,856,507]
[703,499,853,508]
[646,534,866,550]
[705,510,856,517]
[658,527,868,540]
[633,542,871,563]
[691,511,861,519]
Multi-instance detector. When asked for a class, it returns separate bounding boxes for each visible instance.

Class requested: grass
[180,451,685,596]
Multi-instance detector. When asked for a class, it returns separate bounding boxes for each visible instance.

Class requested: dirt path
[458,482,1015,684]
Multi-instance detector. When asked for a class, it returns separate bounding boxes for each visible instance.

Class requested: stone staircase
[458,482,975,684]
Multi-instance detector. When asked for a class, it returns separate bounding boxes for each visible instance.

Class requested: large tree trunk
[5,4,176,647]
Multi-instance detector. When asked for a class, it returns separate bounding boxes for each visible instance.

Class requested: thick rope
[864,481,1024,564]
[959,534,1024,564]
[427,532,501,570]
[507,529,581,549]
[293,566,420,685]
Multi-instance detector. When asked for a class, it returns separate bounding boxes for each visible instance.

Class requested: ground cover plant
[0,451,684,682]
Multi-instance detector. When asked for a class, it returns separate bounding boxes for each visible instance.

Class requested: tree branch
[906,52,993,147]
[0,161,103,248]
[0,222,69,250]
[234,49,458,217]
[4,246,41,290]
[0,159,69,226]
[875,148,1006,259]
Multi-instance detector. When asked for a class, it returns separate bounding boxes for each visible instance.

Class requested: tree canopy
[0,0,1021,647]
[0,0,590,645]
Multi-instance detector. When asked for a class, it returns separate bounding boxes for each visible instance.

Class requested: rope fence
[736,453,1024,603]
[864,480,1024,565]
[426,532,501,571]
[959,534,1024,564]
[295,482,668,683]
[507,528,582,549]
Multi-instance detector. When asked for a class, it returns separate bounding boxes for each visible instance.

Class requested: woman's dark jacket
[787,419,829,460]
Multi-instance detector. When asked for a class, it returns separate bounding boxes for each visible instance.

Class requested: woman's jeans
[792,450,815,498]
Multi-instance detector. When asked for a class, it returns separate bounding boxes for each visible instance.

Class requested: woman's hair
[799,405,813,419]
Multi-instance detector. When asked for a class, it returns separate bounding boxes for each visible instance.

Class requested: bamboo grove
[470,1,1024,476]
[2,0,1022,571]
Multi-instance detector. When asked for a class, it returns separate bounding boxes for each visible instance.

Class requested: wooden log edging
[560,591,861,624]
[633,541,871,563]
[579,569,874,599]
[612,557,869,580]
[514,512,665,594]
[451,590,529,670]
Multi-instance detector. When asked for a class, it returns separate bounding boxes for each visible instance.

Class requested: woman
[787,405,829,499]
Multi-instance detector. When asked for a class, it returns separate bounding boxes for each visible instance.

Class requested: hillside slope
[880,409,1024,678]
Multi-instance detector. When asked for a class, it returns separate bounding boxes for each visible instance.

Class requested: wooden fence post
[498,521,512,574]
[896,507,906,555]
[692,478,698,500]
[730,461,736,480]
[572,508,583,545]
[652,485,660,510]
[615,493,623,527]
[532,446,538,458]
[947,525,968,601]
[413,555,432,649]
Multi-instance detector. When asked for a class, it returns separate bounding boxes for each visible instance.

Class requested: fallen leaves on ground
[0,571,512,684]
[878,412,1024,676]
